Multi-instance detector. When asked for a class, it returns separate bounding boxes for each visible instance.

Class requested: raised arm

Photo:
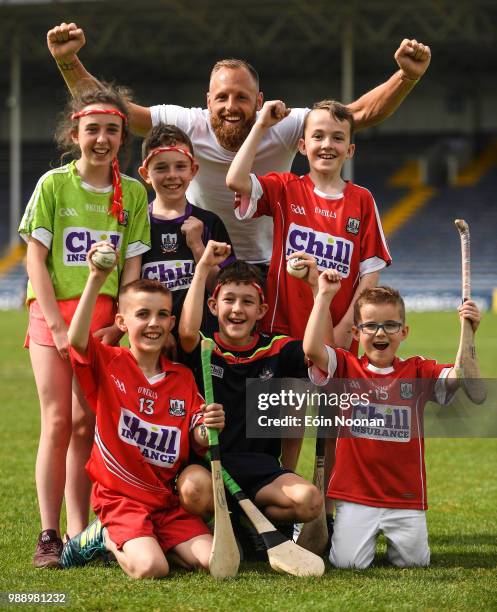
[303,270,341,371]
[348,39,431,129]
[447,299,481,384]
[180,217,219,291]
[47,22,152,136]
[93,253,141,346]
[120,254,142,287]
[179,241,231,353]
[68,243,117,354]
[333,270,379,349]
[289,251,335,347]
[226,100,290,194]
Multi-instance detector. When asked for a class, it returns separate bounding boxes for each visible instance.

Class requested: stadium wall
[1,76,496,143]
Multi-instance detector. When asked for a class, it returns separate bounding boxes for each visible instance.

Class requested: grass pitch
[0,309,496,611]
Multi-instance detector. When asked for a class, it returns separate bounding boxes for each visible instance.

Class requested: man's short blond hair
[210,59,260,89]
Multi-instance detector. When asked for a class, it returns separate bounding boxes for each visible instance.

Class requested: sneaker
[60,518,106,568]
[292,522,302,542]
[33,529,63,569]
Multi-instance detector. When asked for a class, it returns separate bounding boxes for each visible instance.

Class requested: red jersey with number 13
[71,335,204,509]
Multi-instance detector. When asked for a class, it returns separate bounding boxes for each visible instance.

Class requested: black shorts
[192,452,292,500]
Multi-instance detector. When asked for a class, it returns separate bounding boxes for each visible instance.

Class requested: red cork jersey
[325,349,452,510]
[71,336,204,509]
[244,173,391,339]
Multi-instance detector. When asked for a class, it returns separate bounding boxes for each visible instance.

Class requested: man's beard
[210,111,257,152]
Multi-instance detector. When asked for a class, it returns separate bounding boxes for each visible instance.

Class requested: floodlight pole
[341,16,354,182]
[9,33,22,249]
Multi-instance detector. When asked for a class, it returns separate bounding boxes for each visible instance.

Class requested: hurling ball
[286,257,308,279]
[91,245,117,270]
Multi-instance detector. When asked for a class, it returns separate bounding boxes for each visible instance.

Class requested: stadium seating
[365,137,496,309]
[0,262,26,309]
[380,169,497,302]
[301,132,497,308]
[0,141,59,248]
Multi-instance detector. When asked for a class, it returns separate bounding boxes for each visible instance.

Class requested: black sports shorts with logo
[189,451,292,499]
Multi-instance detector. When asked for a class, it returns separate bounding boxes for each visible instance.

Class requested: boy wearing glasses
[303,273,481,569]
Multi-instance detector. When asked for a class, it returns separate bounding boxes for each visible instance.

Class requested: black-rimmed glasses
[357,321,403,335]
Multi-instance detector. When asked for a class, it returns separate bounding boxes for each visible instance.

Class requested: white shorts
[330,500,430,569]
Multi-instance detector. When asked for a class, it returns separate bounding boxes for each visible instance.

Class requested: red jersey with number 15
[311,348,453,510]
[235,173,391,340]
[71,335,204,509]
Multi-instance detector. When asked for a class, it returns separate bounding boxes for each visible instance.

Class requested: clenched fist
[395,38,431,81]
[47,22,86,64]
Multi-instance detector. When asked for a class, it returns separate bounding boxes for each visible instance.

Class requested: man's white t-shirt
[150,105,309,263]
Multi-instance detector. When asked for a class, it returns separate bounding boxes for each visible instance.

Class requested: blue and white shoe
[60,518,106,568]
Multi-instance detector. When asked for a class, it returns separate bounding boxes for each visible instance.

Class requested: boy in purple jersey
[139,125,235,325]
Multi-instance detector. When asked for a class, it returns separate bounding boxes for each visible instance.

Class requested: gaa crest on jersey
[111,375,126,393]
[59,207,78,217]
[169,399,186,417]
[118,209,129,227]
[400,382,413,399]
[161,233,178,254]
[291,204,306,216]
[346,217,360,235]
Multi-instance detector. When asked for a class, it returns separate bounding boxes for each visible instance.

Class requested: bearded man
[47,22,430,266]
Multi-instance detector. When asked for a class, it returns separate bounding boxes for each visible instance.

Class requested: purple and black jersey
[141,202,235,323]
[180,331,308,459]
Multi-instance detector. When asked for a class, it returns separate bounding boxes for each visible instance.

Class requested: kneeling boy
[303,272,481,569]
[61,242,224,579]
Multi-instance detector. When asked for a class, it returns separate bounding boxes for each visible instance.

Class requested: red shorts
[24,296,116,348]
[91,483,211,552]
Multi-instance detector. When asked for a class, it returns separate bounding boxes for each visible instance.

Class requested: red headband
[71,108,127,222]
[211,281,266,303]
[142,146,195,168]
[71,108,128,124]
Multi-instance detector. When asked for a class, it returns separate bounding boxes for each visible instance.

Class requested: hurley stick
[454,219,486,404]
[216,461,325,577]
[296,434,328,555]
[200,339,240,579]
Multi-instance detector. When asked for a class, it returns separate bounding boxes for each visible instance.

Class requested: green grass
[0,309,496,611]
[397,311,497,378]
